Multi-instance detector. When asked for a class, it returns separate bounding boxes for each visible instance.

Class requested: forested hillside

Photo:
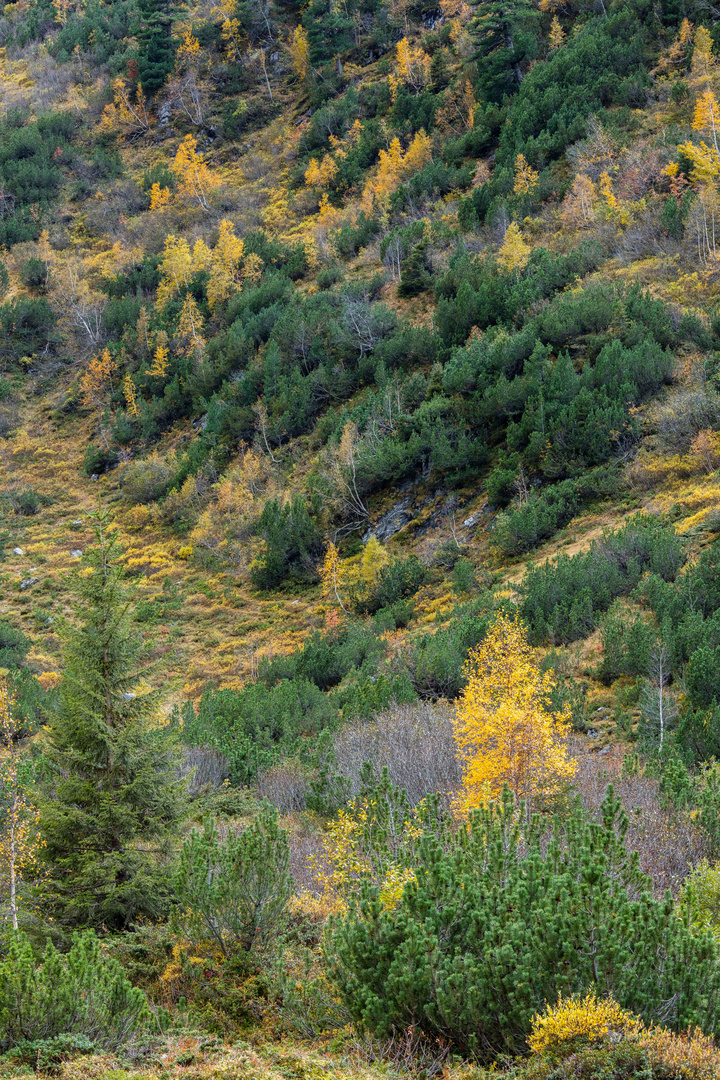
[4,0,720,1075]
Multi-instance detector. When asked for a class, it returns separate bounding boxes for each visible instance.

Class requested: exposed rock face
[363,494,414,542]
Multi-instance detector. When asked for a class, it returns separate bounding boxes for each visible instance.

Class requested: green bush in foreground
[329,787,720,1061]
[0,931,151,1051]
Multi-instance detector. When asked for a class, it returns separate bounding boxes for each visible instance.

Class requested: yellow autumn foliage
[312,796,420,912]
[497,222,530,277]
[453,612,576,817]
[529,991,642,1058]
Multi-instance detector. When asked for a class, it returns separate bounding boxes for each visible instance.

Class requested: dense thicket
[330,787,720,1060]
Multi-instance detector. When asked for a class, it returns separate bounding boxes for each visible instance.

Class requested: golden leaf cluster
[396,36,431,91]
[497,222,531,277]
[99,77,151,136]
[530,990,720,1075]
[529,991,642,1059]
[156,220,258,312]
[79,346,117,409]
[453,612,576,817]
[310,796,420,912]
[361,129,431,213]
[289,25,310,79]
[513,153,539,196]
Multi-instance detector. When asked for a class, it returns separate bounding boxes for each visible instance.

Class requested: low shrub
[528,990,641,1061]
[0,932,152,1052]
[329,787,720,1060]
[521,515,684,646]
[121,452,177,505]
[0,620,30,668]
[173,803,292,957]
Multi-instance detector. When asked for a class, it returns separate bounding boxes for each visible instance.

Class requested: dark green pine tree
[471,0,539,103]
[136,0,179,97]
[398,241,432,298]
[39,509,184,931]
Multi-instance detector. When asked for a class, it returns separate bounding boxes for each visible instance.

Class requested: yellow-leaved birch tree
[453,613,576,818]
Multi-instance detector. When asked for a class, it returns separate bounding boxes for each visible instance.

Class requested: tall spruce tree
[39,509,183,931]
[471,0,539,102]
[136,0,179,97]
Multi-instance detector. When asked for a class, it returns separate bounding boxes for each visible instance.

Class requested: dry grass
[0,1040,421,1080]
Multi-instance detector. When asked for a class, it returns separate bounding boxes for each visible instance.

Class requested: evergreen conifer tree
[38,509,183,931]
[136,0,179,97]
[329,785,720,1058]
[470,0,539,102]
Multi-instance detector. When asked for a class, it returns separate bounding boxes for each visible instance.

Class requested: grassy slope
[1,11,719,1077]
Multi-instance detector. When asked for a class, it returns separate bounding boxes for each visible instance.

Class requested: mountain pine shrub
[173,804,293,958]
[328,786,720,1060]
[0,931,151,1051]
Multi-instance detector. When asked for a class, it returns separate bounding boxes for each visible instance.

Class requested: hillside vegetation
[4,0,720,1075]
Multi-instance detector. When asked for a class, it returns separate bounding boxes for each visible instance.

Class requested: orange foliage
[173,135,218,211]
[79,346,117,409]
[396,36,431,91]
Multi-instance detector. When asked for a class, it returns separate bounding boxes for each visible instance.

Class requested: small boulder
[20,577,38,590]
[70,550,83,558]
[13,547,24,556]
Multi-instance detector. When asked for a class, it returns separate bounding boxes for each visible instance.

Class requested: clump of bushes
[520,515,685,646]
[0,932,153,1052]
[329,786,720,1060]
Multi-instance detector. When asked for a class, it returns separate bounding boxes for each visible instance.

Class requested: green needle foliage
[38,509,184,932]
[174,803,293,959]
[0,930,151,1050]
[136,0,179,96]
[328,786,720,1061]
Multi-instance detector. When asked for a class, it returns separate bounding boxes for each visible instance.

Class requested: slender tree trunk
[9,775,17,932]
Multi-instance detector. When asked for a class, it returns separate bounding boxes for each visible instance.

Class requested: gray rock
[364,495,414,543]
[12,548,24,556]
[70,550,83,558]
[72,520,82,525]
[20,578,38,590]
[90,473,99,481]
